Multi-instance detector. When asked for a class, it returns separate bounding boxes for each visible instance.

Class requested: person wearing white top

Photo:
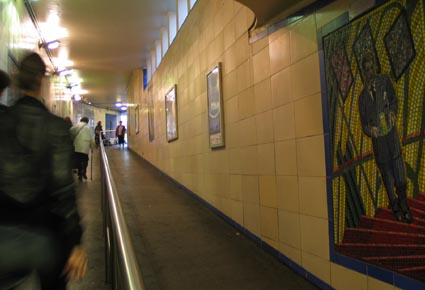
[70,117,95,180]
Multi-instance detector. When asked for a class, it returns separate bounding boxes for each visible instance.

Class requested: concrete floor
[70,145,320,290]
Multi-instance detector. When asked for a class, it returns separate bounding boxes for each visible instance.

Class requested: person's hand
[63,246,88,281]
[371,126,379,138]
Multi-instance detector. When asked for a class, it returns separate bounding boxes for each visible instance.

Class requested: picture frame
[206,63,225,148]
[165,85,178,142]
[135,105,139,135]
[147,85,155,142]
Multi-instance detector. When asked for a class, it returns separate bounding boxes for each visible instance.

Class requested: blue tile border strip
[130,150,333,290]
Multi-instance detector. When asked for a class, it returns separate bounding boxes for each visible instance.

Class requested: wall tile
[254,78,273,114]
[273,102,295,141]
[229,174,242,201]
[278,209,301,249]
[259,175,278,208]
[256,110,274,144]
[243,203,260,236]
[252,35,269,55]
[240,145,258,175]
[257,143,276,176]
[222,68,238,100]
[236,59,254,95]
[277,175,299,212]
[238,87,256,120]
[270,30,291,75]
[260,206,278,240]
[228,148,241,174]
[253,46,271,84]
[290,15,318,63]
[233,200,244,225]
[291,53,321,101]
[278,242,302,265]
[271,67,292,107]
[239,117,257,146]
[302,252,331,285]
[367,276,399,290]
[242,175,259,204]
[223,21,236,51]
[275,140,298,176]
[207,150,229,174]
[300,215,329,259]
[296,135,326,177]
[299,176,328,218]
[224,96,239,124]
[294,92,324,138]
[331,263,367,290]
[226,122,239,148]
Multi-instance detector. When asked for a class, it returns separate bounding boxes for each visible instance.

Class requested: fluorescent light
[115,102,122,107]
[46,40,60,49]
[57,68,73,76]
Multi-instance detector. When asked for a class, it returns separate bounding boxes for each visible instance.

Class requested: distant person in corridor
[94,120,104,148]
[115,120,126,148]
[70,116,95,180]
[0,52,86,290]
[358,52,412,223]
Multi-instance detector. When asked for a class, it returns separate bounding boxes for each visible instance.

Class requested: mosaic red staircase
[335,193,425,282]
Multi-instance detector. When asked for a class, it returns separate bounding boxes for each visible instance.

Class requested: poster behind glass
[165,85,178,142]
[206,63,224,148]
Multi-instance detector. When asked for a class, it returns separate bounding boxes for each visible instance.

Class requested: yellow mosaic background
[324,0,425,243]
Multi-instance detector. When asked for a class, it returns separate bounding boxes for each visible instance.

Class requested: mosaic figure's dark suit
[359,74,411,223]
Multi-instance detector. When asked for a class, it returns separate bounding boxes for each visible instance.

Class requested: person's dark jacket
[0,96,82,251]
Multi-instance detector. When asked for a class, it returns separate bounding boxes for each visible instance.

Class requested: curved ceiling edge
[234,0,317,28]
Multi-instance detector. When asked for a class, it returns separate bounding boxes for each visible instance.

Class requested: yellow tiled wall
[127,0,399,289]
[0,0,74,117]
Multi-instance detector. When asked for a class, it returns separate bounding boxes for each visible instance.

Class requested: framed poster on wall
[147,85,155,142]
[135,105,139,135]
[206,63,224,148]
[165,85,178,142]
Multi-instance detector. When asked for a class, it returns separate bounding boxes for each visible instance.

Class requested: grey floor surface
[79,145,320,290]
[69,148,111,290]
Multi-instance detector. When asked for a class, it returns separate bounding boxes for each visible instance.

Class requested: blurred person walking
[70,116,95,180]
[64,116,73,129]
[94,120,103,148]
[0,52,87,290]
[0,69,11,104]
[115,120,126,148]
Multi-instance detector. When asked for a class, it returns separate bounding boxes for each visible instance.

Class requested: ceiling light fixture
[56,68,73,76]
[39,39,60,50]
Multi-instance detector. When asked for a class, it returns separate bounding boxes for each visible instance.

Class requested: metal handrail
[99,135,146,290]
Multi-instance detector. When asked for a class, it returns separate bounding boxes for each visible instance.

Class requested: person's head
[0,70,11,95]
[97,121,101,126]
[361,52,377,82]
[17,52,46,94]
[64,116,73,127]
[80,116,89,124]
[119,121,122,125]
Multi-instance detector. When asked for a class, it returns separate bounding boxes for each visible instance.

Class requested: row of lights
[36,5,89,104]
[39,40,87,103]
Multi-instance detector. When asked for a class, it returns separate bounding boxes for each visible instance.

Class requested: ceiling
[29,0,315,108]
[31,0,176,107]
